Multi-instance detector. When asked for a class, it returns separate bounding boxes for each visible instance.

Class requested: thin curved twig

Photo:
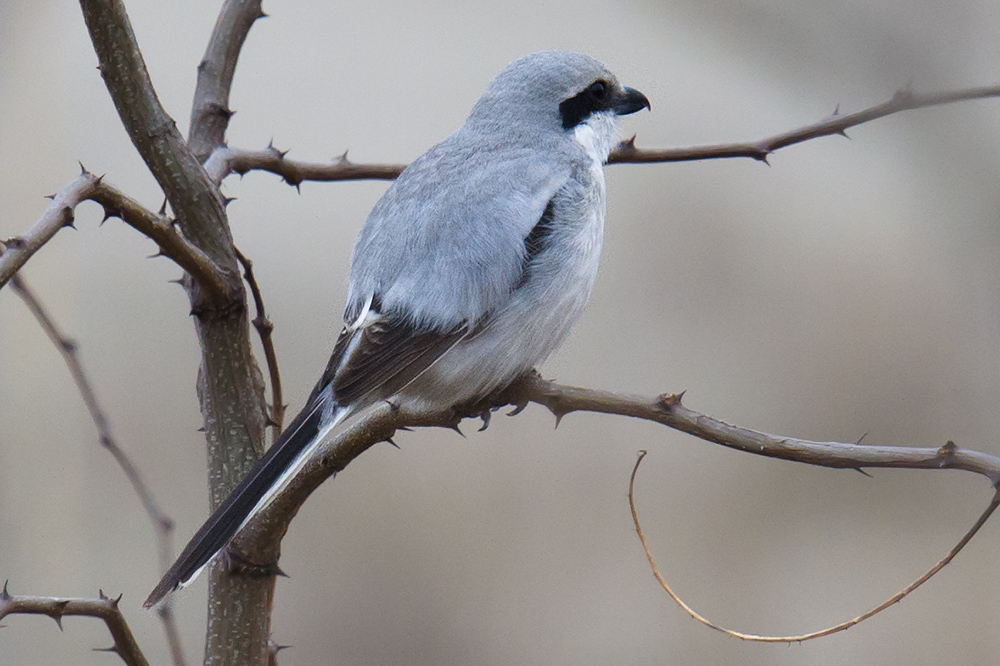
[0,583,150,666]
[234,247,285,435]
[9,275,185,666]
[628,451,1000,641]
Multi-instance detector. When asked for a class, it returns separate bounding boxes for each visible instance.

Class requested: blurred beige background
[3,1,1000,664]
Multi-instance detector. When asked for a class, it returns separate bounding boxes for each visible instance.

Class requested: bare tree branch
[629,451,1000,642]
[228,372,1000,582]
[79,3,273,664]
[526,377,1000,483]
[189,0,267,162]
[0,174,88,289]
[9,275,186,666]
[608,85,1000,164]
[204,145,406,187]
[201,84,1000,192]
[0,583,150,666]
[0,169,228,301]
[234,247,286,435]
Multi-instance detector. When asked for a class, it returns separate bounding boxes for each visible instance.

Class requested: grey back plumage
[346,51,619,329]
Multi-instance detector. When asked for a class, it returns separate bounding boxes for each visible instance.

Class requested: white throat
[573,112,620,165]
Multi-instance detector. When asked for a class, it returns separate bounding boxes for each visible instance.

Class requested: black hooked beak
[613,86,651,116]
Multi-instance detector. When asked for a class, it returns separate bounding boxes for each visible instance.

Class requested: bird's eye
[588,81,607,99]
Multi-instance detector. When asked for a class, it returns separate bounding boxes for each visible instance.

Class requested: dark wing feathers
[147,195,559,606]
[332,313,468,405]
[144,397,325,608]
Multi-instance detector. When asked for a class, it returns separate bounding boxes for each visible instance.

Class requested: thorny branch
[232,371,1000,613]
[189,0,267,162]
[609,84,1000,163]
[235,247,286,436]
[0,583,150,666]
[203,145,405,187]
[0,168,227,301]
[9,275,186,666]
[628,451,1000,641]
[202,84,1000,190]
[524,377,1000,482]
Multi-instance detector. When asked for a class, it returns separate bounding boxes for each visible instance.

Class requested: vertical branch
[235,248,286,436]
[189,0,267,162]
[77,2,273,666]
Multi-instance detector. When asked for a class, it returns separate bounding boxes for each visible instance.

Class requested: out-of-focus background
[3,1,1000,664]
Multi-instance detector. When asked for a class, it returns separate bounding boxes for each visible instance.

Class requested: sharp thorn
[78,161,90,175]
[1,580,10,600]
[553,412,565,429]
[854,431,869,445]
[506,401,528,417]
[449,422,466,438]
[478,409,492,432]
[853,468,873,478]
[93,646,119,654]
[384,437,400,449]
[158,198,168,216]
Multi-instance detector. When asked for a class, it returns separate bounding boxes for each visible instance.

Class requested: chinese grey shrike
[145,50,649,608]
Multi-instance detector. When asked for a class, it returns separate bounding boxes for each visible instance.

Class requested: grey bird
[144,50,649,608]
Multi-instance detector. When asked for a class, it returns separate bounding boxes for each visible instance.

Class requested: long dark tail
[144,396,343,608]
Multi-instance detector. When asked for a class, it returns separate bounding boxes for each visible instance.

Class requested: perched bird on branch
[145,50,649,608]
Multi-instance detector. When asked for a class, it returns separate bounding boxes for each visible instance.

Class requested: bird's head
[466,50,650,148]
